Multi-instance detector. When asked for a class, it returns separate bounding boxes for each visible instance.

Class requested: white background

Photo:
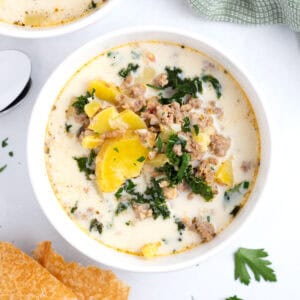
[0,0,300,299]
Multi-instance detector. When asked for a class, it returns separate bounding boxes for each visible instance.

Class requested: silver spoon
[0,50,31,114]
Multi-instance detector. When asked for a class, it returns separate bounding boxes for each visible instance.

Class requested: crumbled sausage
[197,114,213,130]
[196,158,217,185]
[173,144,182,156]
[188,98,201,109]
[209,134,231,157]
[191,218,215,242]
[163,187,178,200]
[117,94,146,113]
[132,203,153,220]
[153,73,168,87]
[128,84,146,98]
[185,138,203,160]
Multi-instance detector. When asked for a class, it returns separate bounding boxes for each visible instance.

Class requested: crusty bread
[33,241,130,300]
[0,242,77,299]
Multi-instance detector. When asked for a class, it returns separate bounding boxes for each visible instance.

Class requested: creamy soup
[45,41,260,258]
[0,0,107,27]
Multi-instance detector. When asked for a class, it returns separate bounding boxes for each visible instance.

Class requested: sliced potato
[88,80,120,104]
[81,135,102,149]
[96,132,149,192]
[215,160,234,186]
[84,101,102,118]
[110,109,147,130]
[88,106,118,134]
[141,242,161,258]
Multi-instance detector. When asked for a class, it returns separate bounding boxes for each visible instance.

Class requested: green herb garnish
[0,164,7,173]
[165,134,186,165]
[182,117,191,132]
[72,89,95,114]
[73,150,96,179]
[156,135,163,152]
[65,123,72,133]
[88,0,97,9]
[146,84,165,90]
[224,181,250,201]
[226,296,243,300]
[113,147,119,153]
[175,218,185,233]
[234,247,277,285]
[89,218,103,234]
[115,202,128,215]
[202,75,222,98]
[118,63,139,78]
[115,187,123,199]
[8,151,13,157]
[230,205,241,217]
[2,138,8,148]
[137,156,145,162]
[193,124,199,136]
[70,202,78,214]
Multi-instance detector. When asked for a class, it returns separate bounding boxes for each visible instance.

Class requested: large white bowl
[0,0,119,39]
[27,27,271,272]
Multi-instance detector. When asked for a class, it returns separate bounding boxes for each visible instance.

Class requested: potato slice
[88,106,118,134]
[110,109,147,130]
[215,160,234,186]
[96,132,149,192]
[84,101,102,118]
[141,242,161,258]
[88,80,120,104]
[82,135,102,149]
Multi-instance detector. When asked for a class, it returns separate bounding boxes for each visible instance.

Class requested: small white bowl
[0,0,119,39]
[27,27,271,272]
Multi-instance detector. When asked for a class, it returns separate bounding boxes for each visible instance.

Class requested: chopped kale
[185,166,214,201]
[165,134,186,165]
[1,138,8,148]
[137,156,145,162]
[0,165,7,173]
[118,63,139,78]
[207,215,211,222]
[193,124,199,136]
[159,67,203,105]
[176,153,190,183]
[72,89,95,114]
[89,218,103,234]
[115,187,123,199]
[202,75,222,98]
[70,202,78,214]
[156,135,163,152]
[224,181,250,201]
[146,84,165,90]
[65,123,72,133]
[115,202,128,215]
[182,117,191,132]
[73,150,96,179]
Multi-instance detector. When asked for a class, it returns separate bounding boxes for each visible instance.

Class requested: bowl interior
[27,28,270,272]
[0,0,119,38]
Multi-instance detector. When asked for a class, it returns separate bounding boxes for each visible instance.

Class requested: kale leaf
[72,89,95,114]
[89,218,103,234]
[202,75,222,98]
[73,150,96,179]
[118,63,139,78]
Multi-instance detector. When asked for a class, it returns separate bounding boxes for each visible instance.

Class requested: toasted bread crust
[0,242,77,299]
[33,241,130,300]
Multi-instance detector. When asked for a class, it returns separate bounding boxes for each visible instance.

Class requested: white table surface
[0,0,300,299]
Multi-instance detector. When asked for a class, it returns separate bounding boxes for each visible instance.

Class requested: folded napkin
[187,0,300,32]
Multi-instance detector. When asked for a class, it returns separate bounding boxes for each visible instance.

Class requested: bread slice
[0,242,77,299]
[33,241,130,300]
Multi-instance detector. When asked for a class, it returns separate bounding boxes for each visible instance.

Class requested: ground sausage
[209,134,231,157]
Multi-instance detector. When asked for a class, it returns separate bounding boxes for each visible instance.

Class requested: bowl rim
[0,0,120,39]
[27,26,271,272]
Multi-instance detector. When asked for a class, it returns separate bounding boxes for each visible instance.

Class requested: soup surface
[0,0,107,27]
[45,41,260,258]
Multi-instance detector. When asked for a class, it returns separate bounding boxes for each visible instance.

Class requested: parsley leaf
[234,248,277,285]
[2,138,8,148]
[73,150,96,179]
[89,218,103,234]
[226,296,243,300]
[118,63,139,78]
[72,89,95,114]
[0,164,7,173]
[137,156,145,162]
[202,75,222,98]
[182,117,191,132]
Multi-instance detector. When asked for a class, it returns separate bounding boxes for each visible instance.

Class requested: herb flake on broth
[45,41,260,258]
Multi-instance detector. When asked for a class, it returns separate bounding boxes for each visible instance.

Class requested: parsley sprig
[234,247,277,285]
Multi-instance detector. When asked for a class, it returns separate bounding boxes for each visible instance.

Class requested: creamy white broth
[45,42,260,256]
[0,0,106,27]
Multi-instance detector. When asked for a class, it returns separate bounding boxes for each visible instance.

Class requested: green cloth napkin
[188,0,300,31]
